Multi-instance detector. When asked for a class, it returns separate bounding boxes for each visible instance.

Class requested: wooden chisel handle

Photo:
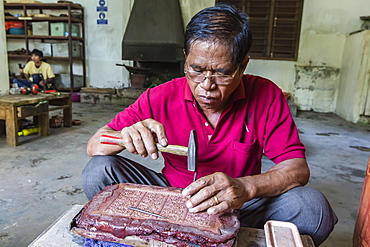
[100,135,188,156]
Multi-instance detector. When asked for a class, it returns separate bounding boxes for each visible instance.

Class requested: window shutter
[270,0,303,59]
[216,0,304,60]
[245,0,272,58]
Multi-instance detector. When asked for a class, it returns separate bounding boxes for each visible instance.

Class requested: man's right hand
[120,119,168,159]
[86,119,168,159]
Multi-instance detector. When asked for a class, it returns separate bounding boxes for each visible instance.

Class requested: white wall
[82,0,134,88]
[0,3,9,95]
[335,30,370,123]
[246,0,369,90]
[179,0,214,29]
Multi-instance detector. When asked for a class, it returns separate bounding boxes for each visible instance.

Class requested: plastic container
[9,27,25,35]
[32,21,49,36]
[50,22,80,37]
[71,92,80,102]
[52,42,81,57]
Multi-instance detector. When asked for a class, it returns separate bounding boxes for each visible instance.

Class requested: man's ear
[183,49,187,58]
[240,56,250,72]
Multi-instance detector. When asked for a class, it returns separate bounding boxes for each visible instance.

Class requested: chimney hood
[122,0,185,63]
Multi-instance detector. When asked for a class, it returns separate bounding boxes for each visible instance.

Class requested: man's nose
[200,73,216,90]
[200,77,215,90]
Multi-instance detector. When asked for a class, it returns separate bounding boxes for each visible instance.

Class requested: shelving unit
[4,2,85,92]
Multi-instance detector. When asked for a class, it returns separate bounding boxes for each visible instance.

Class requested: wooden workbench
[0,93,72,146]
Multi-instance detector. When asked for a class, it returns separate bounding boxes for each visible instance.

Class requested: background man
[12,49,55,89]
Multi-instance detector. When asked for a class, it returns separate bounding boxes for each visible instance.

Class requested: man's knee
[82,155,121,199]
[82,155,117,181]
[282,187,337,246]
[284,187,335,218]
[283,187,328,210]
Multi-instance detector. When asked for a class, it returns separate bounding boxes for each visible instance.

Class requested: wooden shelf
[4,3,83,10]
[5,16,83,23]
[8,54,84,61]
[6,35,83,41]
[5,2,86,92]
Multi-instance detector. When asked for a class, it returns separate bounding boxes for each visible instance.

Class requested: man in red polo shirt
[83,4,337,246]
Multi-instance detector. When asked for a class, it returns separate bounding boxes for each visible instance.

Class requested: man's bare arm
[87,125,124,156]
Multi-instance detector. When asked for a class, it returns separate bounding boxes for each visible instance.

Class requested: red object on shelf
[5,21,24,31]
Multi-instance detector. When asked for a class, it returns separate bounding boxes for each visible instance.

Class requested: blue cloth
[84,238,133,247]
[13,74,43,88]
[13,78,33,88]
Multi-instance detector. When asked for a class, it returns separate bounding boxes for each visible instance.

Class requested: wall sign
[97,0,108,25]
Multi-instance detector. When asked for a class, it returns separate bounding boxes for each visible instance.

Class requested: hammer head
[187,130,198,172]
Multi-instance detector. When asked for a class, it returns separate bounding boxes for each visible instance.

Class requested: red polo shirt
[107,75,306,188]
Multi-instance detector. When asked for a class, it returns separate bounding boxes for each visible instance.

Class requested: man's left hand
[182,172,250,215]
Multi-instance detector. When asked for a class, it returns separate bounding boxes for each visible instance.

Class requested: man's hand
[182,172,251,215]
[87,119,168,158]
[120,119,168,159]
[182,158,309,215]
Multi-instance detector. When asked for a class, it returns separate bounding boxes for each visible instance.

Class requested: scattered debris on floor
[349,146,370,152]
[50,115,63,128]
[57,175,73,180]
[315,132,340,136]
[72,119,82,125]
[0,233,9,240]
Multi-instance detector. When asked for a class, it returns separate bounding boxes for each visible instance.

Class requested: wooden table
[0,93,72,147]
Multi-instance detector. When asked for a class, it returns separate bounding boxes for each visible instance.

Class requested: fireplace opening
[120,0,185,87]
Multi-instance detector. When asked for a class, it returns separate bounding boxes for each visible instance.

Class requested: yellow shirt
[23,61,55,81]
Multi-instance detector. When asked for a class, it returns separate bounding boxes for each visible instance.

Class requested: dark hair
[184,4,252,67]
[30,49,43,58]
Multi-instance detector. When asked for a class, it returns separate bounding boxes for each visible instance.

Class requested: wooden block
[116,88,146,99]
[30,205,314,247]
[80,87,116,94]
[80,92,136,106]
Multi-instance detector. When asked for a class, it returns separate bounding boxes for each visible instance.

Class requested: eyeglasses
[184,67,239,85]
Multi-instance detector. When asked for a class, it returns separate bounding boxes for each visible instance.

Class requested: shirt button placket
[204,122,213,140]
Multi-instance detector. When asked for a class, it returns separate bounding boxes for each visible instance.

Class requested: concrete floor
[0,102,369,247]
